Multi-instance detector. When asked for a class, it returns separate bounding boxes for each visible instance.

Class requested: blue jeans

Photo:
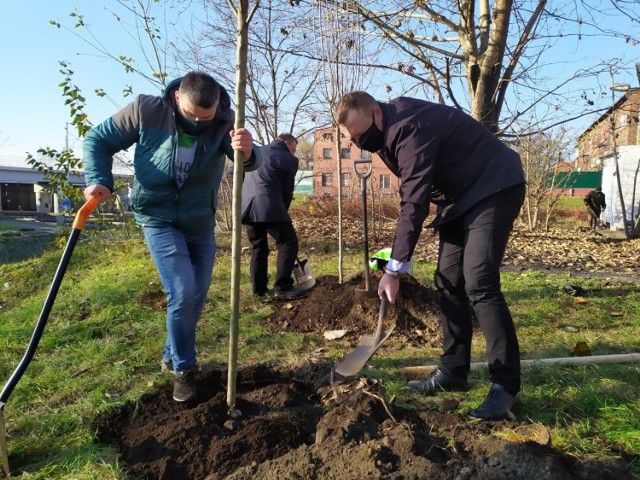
[143,226,216,372]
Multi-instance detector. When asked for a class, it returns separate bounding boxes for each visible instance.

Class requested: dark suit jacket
[242,139,299,223]
[584,190,606,214]
[377,97,525,263]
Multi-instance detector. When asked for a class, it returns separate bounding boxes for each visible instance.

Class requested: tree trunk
[465,0,513,131]
[335,125,344,283]
[609,89,631,240]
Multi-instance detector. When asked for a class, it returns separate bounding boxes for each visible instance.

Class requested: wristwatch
[384,269,401,279]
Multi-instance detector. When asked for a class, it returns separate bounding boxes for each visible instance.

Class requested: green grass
[0,230,639,478]
[554,195,586,210]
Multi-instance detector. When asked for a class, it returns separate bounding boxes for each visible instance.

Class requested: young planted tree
[225,0,260,412]
[311,0,370,282]
[516,128,574,231]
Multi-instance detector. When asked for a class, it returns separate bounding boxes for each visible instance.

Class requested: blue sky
[1,1,639,166]
[0,1,158,165]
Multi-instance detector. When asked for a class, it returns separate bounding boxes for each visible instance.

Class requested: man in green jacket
[83,71,261,402]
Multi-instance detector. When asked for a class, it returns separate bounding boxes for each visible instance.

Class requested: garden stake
[0,193,101,477]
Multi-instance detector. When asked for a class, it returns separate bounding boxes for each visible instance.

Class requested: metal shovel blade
[293,257,315,289]
[334,294,394,377]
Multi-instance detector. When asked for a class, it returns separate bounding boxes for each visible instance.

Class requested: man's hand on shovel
[378,273,400,304]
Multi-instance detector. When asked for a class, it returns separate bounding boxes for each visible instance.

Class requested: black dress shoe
[407,367,469,395]
[273,287,307,300]
[469,384,516,420]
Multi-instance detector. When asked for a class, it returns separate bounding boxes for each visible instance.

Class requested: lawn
[0,227,638,478]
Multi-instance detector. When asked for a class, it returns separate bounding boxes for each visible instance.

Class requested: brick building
[576,87,640,170]
[312,127,399,198]
[576,83,640,230]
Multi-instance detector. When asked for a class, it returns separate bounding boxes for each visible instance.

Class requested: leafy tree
[26,62,132,235]
[25,62,90,212]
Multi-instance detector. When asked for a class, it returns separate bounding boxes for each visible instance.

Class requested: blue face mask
[175,108,213,136]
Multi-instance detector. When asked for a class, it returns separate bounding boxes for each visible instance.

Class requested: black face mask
[354,112,384,152]
[175,108,213,136]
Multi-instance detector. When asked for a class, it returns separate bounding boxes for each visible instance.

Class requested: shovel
[293,256,315,290]
[0,193,101,477]
[334,292,395,377]
[353,159,376,299]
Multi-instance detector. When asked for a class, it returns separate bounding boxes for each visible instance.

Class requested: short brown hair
[179,71,220,109]
[276,133,297,144]
[335,91,378,125]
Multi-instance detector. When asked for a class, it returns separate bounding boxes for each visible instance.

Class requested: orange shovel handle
[72,193,103,231]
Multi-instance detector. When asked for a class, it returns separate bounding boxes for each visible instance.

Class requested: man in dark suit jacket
[242,133,305,300]
[336,91,526,421]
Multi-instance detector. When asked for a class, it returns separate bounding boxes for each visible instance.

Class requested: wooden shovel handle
[375,292,389,342]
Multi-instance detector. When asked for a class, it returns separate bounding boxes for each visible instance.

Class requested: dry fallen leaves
[294,212,640,279]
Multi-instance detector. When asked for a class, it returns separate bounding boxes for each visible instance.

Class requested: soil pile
[95,274,635,479]
[267,273,443,348]
[96,364,633,480]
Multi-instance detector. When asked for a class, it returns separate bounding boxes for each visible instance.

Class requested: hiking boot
[407,367,469,395]
[469,384,516,421]
[173,370,196,402]
[273,287,307,300]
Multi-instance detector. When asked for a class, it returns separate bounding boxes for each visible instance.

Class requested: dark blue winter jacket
[241,139,299,223]
[376,97,525,263]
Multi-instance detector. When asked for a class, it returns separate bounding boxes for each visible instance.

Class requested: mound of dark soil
[267,273,444,348]
[94,271,635,479]
[96,364,634,480]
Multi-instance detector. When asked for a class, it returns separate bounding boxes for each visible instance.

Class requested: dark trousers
[434,184,525,396]
[586,208,600,229]
[245,221,299,294]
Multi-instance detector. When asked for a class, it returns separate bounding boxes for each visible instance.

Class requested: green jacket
[83,76,261,235]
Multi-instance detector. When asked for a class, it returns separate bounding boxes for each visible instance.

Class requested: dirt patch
[267,273,444,348]
[95,272,635,479]
[96,363,634,480]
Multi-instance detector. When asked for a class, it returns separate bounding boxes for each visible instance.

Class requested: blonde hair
[335,91,377,125]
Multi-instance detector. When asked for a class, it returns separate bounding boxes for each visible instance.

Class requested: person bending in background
[83,71,261,403]
[584,187,606,229]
